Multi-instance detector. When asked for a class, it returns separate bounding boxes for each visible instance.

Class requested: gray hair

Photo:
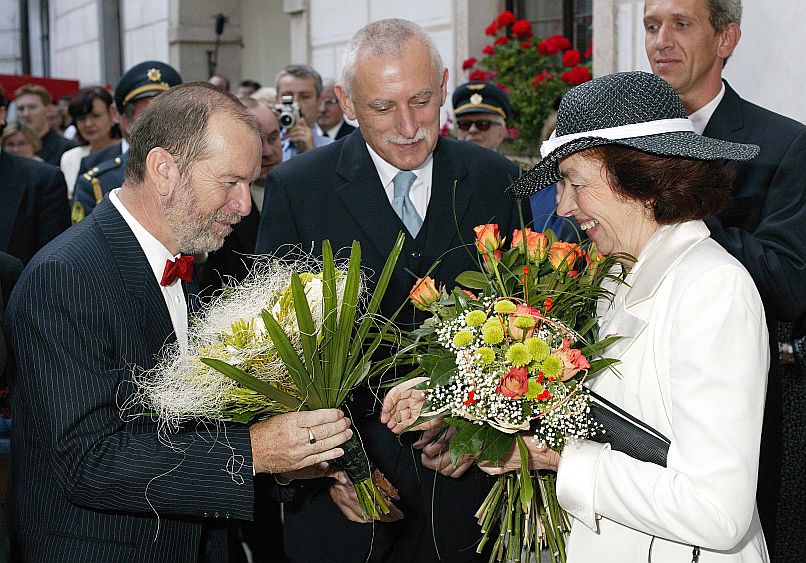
[340,19,444,99]
[707,0,742,31]
[275,64,324,97]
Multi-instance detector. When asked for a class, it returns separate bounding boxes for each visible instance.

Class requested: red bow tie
[160,255,195,286]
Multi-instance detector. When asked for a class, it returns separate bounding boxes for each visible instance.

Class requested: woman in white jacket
[385,71,769,562]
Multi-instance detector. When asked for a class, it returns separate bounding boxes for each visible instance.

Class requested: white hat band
[539,117,696,158]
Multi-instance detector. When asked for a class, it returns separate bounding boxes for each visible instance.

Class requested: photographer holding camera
[275,64,333,161]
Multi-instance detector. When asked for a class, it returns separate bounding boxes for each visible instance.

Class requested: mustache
[383,128,431,145]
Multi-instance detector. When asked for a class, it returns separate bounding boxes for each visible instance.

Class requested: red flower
[584,47,593,58]
[562,49,581,67]
[497,10,516,27]
[494,36,510,46]
[538,40,558,56]
[482,45,496,55]
[544,298,553,312]
[469,69,486,81]
[507,126,518,140]
[462,57,477,70]
[561,65,592,86]
[463,390,477,406]
[520,40,532,49]
[549,35,572,50]
[497,366,529,399]
[531,70,548,87]
[511,19,533,38]
[496,83,510,94]
[485,22,498,36]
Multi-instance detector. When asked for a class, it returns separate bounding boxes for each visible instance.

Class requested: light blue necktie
[391,170,423,238]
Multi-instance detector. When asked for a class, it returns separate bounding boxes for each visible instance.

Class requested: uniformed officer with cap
[451,81,511,152]
[72,61,182,222]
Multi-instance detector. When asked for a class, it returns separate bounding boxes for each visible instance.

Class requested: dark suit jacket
[703,81,806,550]
[78,141,123,177]
[6,199,255,562]
[0,151,70,264]
[334,121,356,140]
[38,128,78,166]
[256,131,529,562]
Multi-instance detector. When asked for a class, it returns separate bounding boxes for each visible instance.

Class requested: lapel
[334,131,414,286]
[703,81,745,140]
[90,199,175,355]
[420,138,472,268]
[599,222,711,359]
[0,152,25,252]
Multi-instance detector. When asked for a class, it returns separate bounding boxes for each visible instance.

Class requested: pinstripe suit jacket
[5,198,255,562]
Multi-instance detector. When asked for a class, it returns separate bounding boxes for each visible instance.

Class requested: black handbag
[586,389,671,467]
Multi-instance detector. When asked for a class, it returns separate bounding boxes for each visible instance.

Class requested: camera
[275,95,301,129]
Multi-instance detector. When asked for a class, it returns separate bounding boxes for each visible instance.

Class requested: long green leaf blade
[290,273,325,402]
[331,241,361,402]
[200,357,304,411]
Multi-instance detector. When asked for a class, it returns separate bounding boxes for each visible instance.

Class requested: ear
[439,68,449,106]
[145,147,179,197]
[334,84,356,121]
[717,22,741,61]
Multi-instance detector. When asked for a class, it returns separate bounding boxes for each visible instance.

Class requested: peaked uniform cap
[114,61,183,113]
[506,71,759,198]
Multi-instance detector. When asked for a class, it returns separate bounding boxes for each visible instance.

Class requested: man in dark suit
[645,1,806,557]
[317,80,356,140]
[256,19,528,563]
[0,86,70,264]
[5,82,353,562]
[13,84,77,166]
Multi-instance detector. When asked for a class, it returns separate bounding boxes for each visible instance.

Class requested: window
[507,0,593,51]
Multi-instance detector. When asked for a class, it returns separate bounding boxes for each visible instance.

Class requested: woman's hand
[380,377,442,434]
[477,436,561,475]
[327,469,404,524]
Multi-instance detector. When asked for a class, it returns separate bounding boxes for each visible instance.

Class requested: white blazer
[556,221,769,562]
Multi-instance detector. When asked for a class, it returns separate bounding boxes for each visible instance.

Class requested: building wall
[0,0,22,74]
[51,0,102,83]
[240,0,291,89]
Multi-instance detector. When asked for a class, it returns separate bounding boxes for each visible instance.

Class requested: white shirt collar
[121,139,130,154]
[316,120,344,139]
[688,82,726,135]
[365,142,434,221]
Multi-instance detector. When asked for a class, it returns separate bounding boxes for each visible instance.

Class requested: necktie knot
[161,255,195,286]
[391,170,422,237]
[393,171,416,198]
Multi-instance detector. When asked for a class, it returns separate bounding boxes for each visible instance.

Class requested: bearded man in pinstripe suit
[4,82,352,562]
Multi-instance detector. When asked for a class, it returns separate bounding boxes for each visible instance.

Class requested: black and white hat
[506,71,759,198]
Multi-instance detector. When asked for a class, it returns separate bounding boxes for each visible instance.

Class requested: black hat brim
[505,131,760,199]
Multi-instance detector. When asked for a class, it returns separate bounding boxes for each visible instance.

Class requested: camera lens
[279,113,295,128]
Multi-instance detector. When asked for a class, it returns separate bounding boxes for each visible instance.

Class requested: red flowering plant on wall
[462,10,593,156]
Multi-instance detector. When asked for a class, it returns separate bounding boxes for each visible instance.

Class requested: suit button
[411,251,422,259]
[213,511,220,518]
[202,512,210,518]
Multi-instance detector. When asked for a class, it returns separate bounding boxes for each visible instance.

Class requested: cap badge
[470,93,483,105]
[147,68,162,82]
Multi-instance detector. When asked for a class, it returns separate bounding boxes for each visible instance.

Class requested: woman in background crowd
[1,121,43,160]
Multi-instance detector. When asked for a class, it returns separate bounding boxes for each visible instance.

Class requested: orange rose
[512,228,548,261]
[474,224,503,254]
[409,276,440,310]
[547,241,581,272]
[552,339,590,381]
[508,303,541,340]
[584,242,606,276]
[496,366,529,398]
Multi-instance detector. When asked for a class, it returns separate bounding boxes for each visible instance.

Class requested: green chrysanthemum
[525,337,550,362]
[506,343,532,366]
[476,347,496,365]
[541,354,563,378]
[493,300,517,314]
[464,310,487,327]
[525,379,544,401]
[513,315,536,329]
[481,319,505,345]
[452,330,474,348]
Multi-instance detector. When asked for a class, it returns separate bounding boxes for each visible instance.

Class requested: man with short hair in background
[275,64,332,160]
[644,1,806,556]
[14,84,77,166]
[316,80,356,140]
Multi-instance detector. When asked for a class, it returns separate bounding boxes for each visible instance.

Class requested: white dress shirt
[109,188,189,348]
[688,82,726,134]
[366,143,433,221]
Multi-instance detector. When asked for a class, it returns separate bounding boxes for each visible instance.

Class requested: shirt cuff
[557,439,609,531]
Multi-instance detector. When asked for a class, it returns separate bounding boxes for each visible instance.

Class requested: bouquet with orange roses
[398,225,621,562]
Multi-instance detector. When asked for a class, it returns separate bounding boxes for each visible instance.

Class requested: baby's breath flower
[481,319,505,345]
[494,300,517,314]
[506,343,532,366]
[541,354,563,378]
[525,337,550,361]
[465,310,487,327]
[453,330,474,348]
[476,347,496,365]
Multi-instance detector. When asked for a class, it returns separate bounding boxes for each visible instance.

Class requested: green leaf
[200,357,303,411]
[290,272,323,401]
[516,435,534,510]
[588,357,621,375]
[418,354,457,387]
[448,423,515,465]
[455,270,490,290]
[320,240,340,404]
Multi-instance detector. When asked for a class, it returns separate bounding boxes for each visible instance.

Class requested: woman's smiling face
[556,151,659,262]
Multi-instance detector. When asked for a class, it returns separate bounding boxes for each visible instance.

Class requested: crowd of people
[0,0,804,561]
